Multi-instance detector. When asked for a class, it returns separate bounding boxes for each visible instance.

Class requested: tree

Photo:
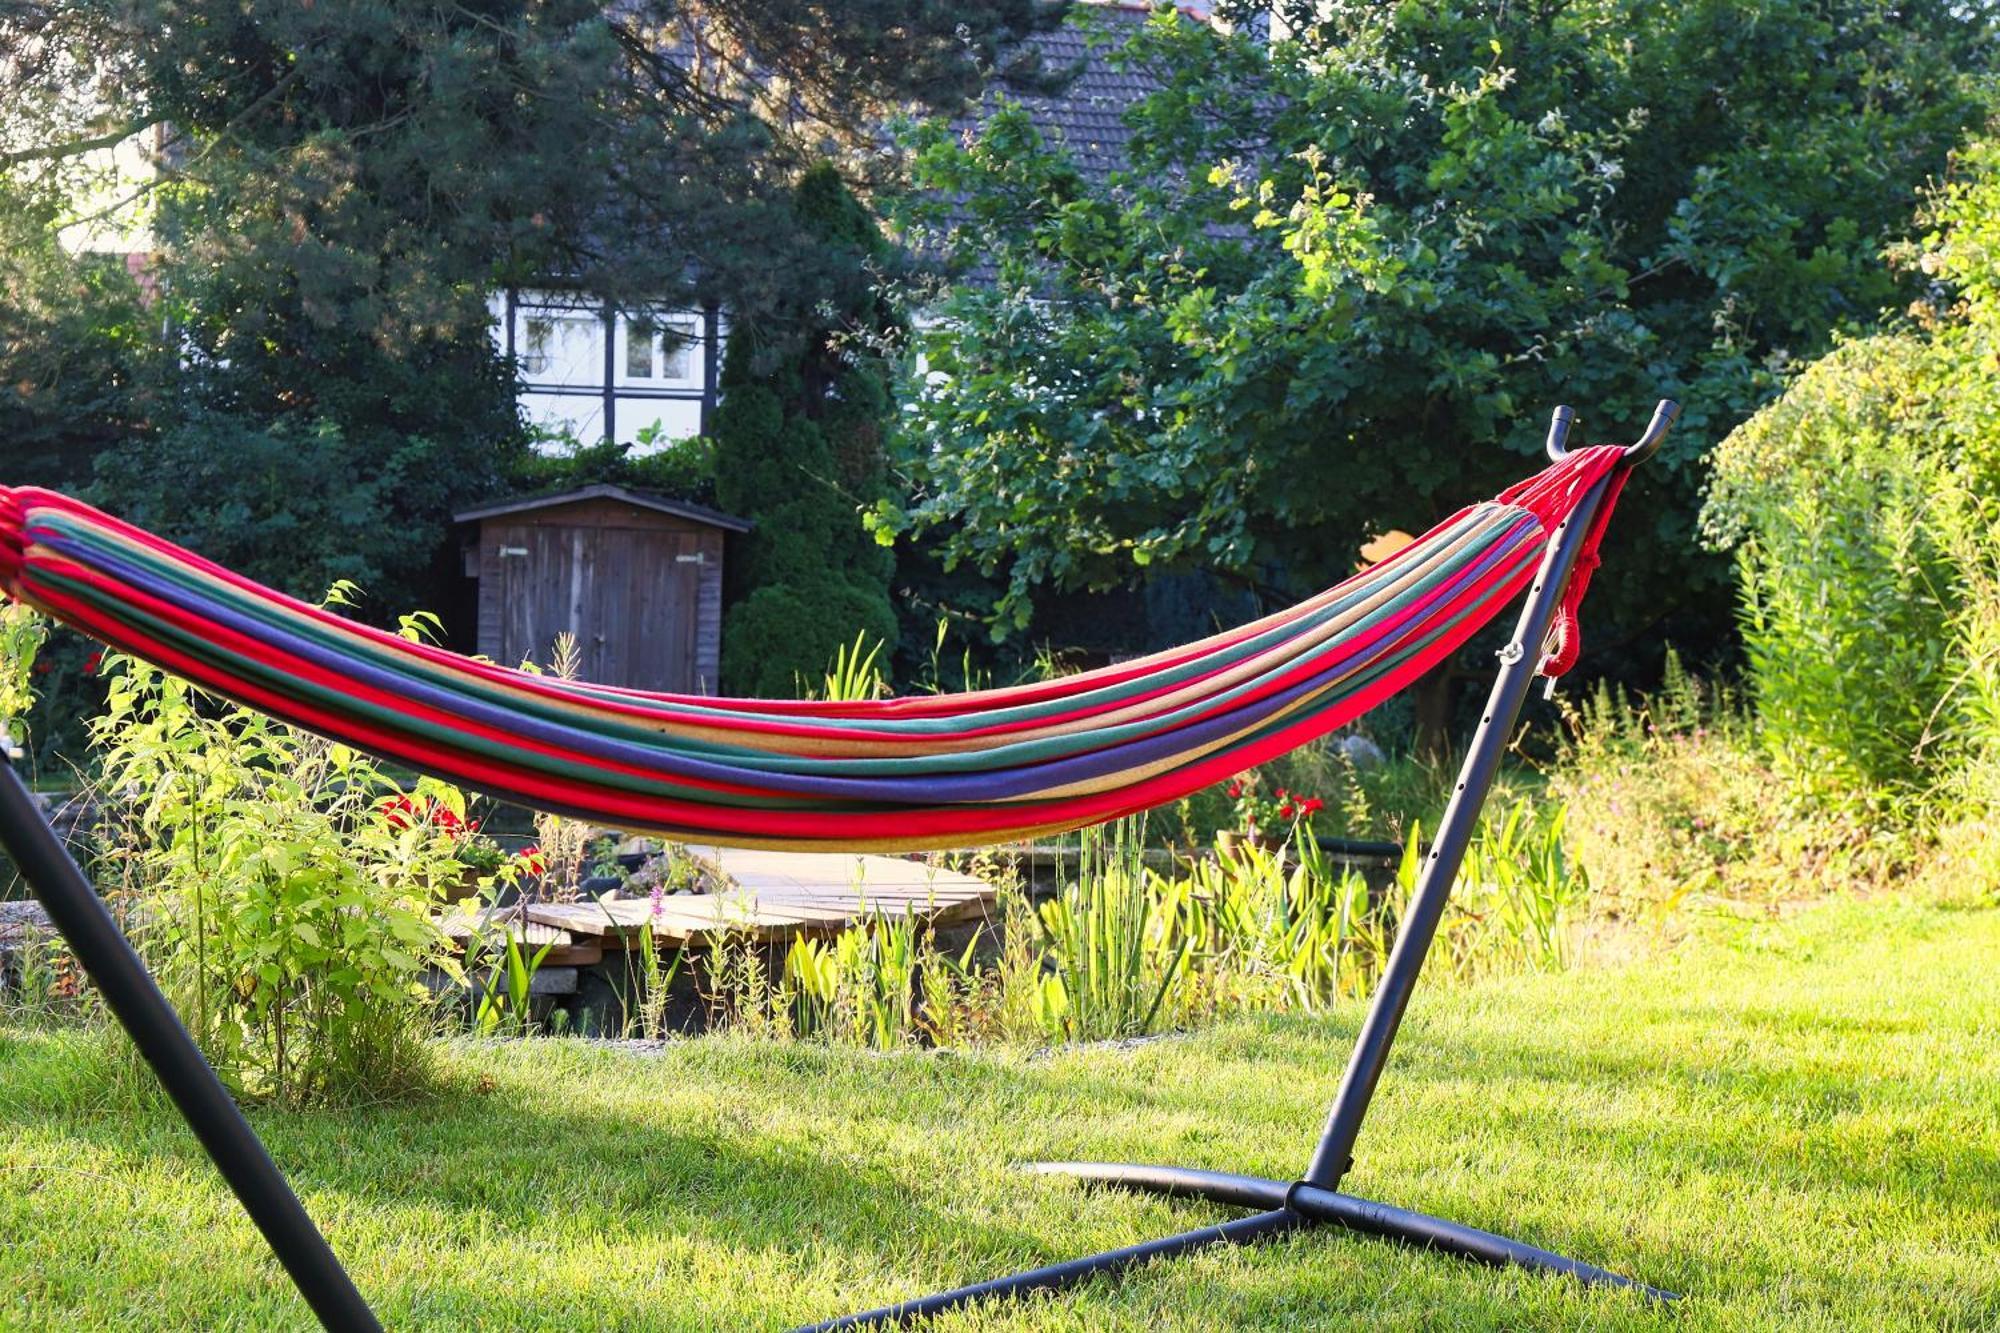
[886,1,1993,679]
[0,1,1070,611]
[712,165,899,696]
[0,179,157,491]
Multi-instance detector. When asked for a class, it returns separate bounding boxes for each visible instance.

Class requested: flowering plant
[1222,772,1324,843]
[377,791,510,873]
[377,792,479,837]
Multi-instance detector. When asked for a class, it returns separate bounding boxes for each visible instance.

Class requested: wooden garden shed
[456,484,750,694]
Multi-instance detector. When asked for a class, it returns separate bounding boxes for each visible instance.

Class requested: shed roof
[454,483,752,533]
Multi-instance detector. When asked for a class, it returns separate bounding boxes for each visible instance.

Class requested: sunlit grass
[0,894,1993,1330]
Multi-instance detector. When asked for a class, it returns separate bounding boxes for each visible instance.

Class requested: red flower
[515,845,546,876]
[82,651,103,674]
[1224,780,1244,799]
[377,794,420,830]
[1301,797,1324,816]
[1278,803,1294,819]
[376,793,465,837]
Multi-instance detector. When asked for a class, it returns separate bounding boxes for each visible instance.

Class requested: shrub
[1705,135,2000,824]
[1705,337,1962,812]
[88,656,466,1106]
[87,406,511,622]
[722,580,898,700]
[0,602,45,758]
[506,429,718,506]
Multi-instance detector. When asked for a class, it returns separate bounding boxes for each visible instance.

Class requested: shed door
[492,522,700,692]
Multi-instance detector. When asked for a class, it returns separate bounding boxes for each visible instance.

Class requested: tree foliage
[0,180,159,490]
[888,2,1993,652]
[0,0,1068,611]
[712,166,899,696]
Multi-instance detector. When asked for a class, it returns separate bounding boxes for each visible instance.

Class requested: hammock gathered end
[0,446,1628,851]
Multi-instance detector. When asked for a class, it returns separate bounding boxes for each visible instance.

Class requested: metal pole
[1022,1163,1673,1299]
[1286,1184,1674,1298]
[795,1208,1307,1333]
[0,763,382,1333]
[1300,469,1614,1190]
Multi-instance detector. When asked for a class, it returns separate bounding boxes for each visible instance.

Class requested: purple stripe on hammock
[39,524,1536,805]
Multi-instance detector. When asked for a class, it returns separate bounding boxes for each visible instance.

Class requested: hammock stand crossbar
[0,400,1680,1331]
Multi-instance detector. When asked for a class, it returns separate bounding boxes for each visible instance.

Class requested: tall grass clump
[782,910,921,1048]
[1179,839,1385,1013]
[1028,819,1195,1041]
[731,801,1596,1054]
[1549,651,1903,913]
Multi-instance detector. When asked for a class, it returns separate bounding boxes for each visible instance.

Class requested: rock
[0,901,51,930]
[1337,734,1387,770]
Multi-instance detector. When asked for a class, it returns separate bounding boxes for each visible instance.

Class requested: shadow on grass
[0,931,1993,1332]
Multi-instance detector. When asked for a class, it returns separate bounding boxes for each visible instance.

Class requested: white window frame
[614,311,703,390]
[513,302,602,384]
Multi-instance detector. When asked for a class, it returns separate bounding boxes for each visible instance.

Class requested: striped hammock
[0,447,1628,851]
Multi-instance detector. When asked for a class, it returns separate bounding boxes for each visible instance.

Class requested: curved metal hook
[1543,406,1576,461]
[1544,398,1680,465]
[1622,398,1681,464]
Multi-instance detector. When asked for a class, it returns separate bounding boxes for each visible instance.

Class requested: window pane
[522,317,553,375]
[660,323,693,381]
[626,320,656,379]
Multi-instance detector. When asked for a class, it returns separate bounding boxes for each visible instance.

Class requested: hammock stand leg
[0,763,382,1333]
[804,465,1675,1332]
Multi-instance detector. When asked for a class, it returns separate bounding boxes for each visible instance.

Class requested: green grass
[0,896,1995,1330]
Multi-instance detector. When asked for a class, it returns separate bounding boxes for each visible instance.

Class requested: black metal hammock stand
[0,401,1680,1330]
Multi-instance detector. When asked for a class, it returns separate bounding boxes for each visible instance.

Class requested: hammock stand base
[799,1167,1668,1333]
[0,403,1679,1332]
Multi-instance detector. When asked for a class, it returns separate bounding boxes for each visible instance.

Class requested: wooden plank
[526,901,647,939]
[711,898,875,924]
[437,912,602,967]
[745,895,951,918]
[745,883,990,898]
[537,941,605,967]
[504,841,1005,952]
[437,913,572,948]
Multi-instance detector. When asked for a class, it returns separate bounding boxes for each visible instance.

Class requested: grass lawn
[0,895,1995,1330]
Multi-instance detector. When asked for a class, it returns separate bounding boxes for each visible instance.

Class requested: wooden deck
[441,848,997,952]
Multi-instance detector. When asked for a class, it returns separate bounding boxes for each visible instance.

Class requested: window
[522,316,554,376]
[515,309,598,383]
[660,323,693,380]
[618,312,700,386]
